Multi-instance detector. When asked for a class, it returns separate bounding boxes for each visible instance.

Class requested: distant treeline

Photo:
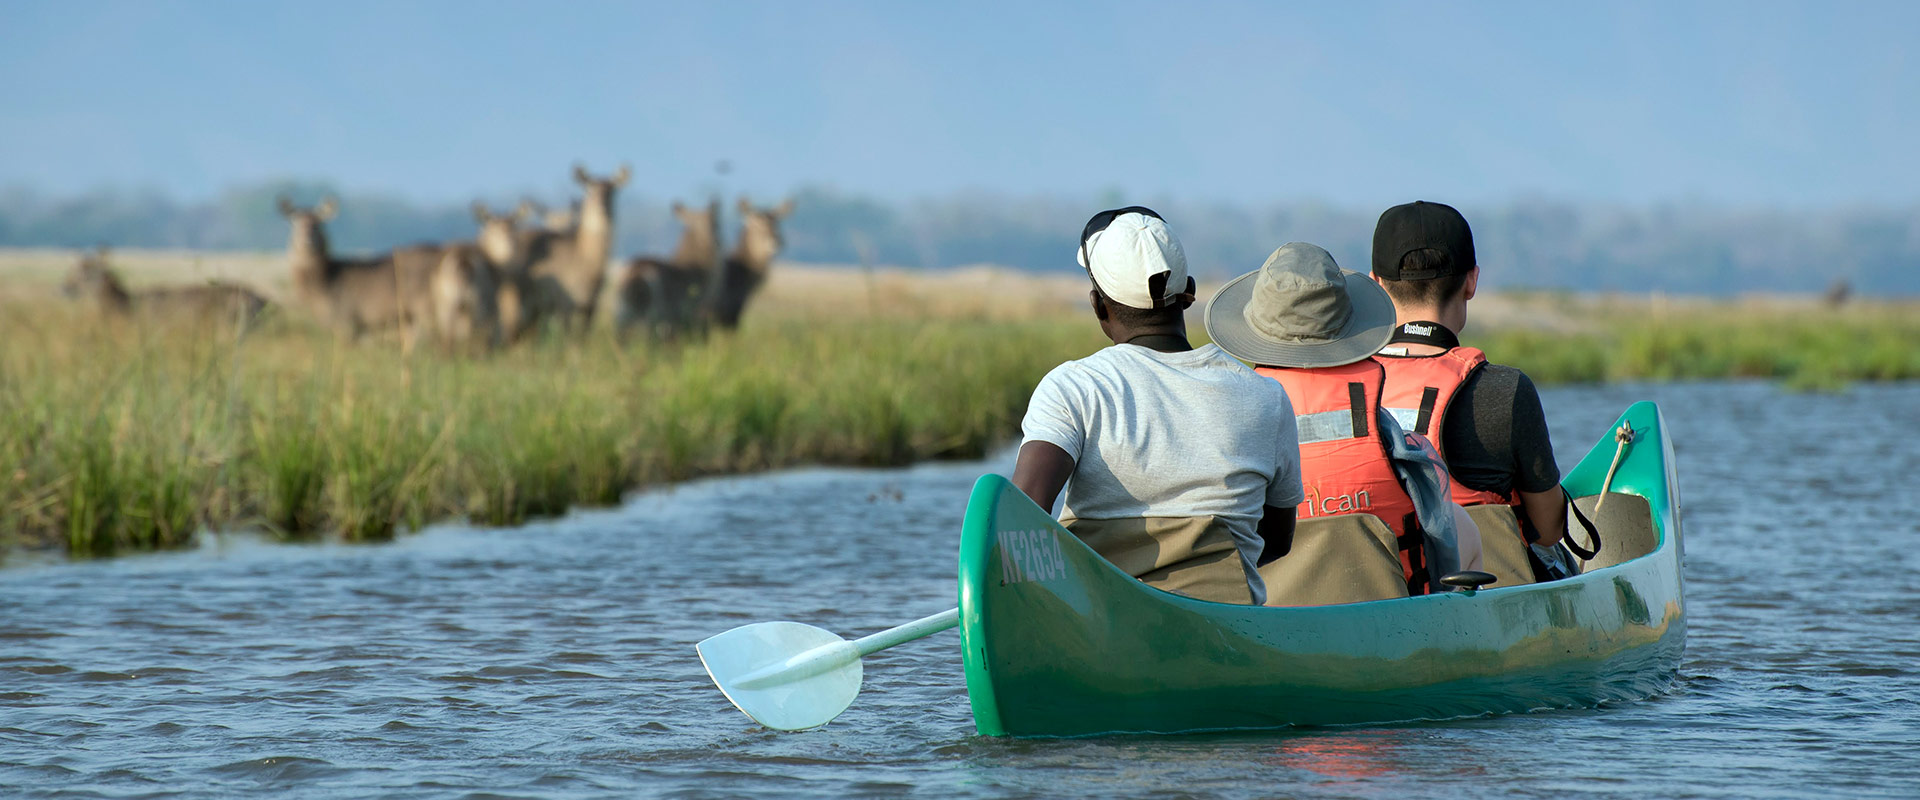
[4,182,1916,294]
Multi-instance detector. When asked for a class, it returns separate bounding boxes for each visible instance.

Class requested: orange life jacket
[1375,345,1520,509]
[1255,359,1431,595]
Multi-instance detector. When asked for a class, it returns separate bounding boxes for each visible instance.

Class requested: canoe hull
[960,402,1684,737]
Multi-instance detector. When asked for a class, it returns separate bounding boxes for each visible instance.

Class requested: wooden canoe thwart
[958,401,1685,737]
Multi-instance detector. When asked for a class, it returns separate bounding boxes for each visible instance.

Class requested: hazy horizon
[4,1,1917,210]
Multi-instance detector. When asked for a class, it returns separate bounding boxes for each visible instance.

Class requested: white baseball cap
[1076,207,1190,310]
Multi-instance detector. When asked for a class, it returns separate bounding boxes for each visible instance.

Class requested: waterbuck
[61,247,269,327]
[614,198,721,340]
[471,202,536,345]
[430,244,504,353]
[519,164,629,334]
[279,196,495,353]
[706,196,794,330]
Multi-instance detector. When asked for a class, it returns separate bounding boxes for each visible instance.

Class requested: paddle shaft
[732,609,959,690]
[853,608,959,656]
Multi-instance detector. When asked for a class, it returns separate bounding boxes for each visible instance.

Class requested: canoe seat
[1258,514,1410,607]
[1570,492,1657,571]
[1468,504,1535,589]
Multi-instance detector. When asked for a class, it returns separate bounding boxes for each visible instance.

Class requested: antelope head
[572,163,631,221]
[736,196,794,268]
[279,196,338,254]
[670,199,722,263]
[473,202,527,266]
[573,162,631,188]
[574,164,631,202]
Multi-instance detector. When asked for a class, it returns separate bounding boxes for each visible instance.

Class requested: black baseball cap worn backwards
[1372,200,1475,281]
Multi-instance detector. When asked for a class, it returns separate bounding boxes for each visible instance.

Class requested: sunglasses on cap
[1078,205,1165,273]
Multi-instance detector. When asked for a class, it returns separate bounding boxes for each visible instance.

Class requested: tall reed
[0,304,1101,554]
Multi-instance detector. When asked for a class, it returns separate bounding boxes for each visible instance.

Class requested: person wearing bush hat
[1206,242,1482,596]
[1010,207,1305,606]
[1204,241,1400,369]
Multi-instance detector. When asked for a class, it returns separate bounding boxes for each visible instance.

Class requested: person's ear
[1089,290,1110,321]
[1462,266,1479,302]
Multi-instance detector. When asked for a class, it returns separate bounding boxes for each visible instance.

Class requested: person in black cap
[1204,241,1483,598]
[1369,201,1566,585]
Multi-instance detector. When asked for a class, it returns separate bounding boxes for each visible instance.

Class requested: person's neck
[1106,322,1191,353]
[1389,303,1465,354]
[1123,332,1191,353]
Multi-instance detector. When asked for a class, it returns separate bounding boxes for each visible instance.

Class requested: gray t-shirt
[1020,343,1305,603]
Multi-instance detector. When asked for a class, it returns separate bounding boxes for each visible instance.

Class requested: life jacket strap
[1413,387,1439,435]
[1294,382,1373,445]
[1347,382,1368,439]
[1396,514,1430,595]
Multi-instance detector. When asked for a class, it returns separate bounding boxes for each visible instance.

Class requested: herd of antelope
[59,163,796,353]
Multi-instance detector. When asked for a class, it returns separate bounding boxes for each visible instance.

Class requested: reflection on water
[3,381,1918,798]
[1265,731,1412,780]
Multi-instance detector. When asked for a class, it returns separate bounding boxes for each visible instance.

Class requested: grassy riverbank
[4,249,1916,556]
[1466,294,1920,389]
[0,305,1100,554]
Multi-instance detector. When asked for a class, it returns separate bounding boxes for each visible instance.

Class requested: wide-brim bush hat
[1204,242,1397,368]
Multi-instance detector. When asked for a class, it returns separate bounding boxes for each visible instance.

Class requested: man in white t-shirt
[1011,207,1304,605]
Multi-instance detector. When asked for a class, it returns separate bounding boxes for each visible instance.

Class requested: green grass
[6,295,1917,558]
[1471,305,1920,387]
[0,306,1101,555]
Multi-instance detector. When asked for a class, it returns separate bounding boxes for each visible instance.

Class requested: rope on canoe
[1595,421,1636,513]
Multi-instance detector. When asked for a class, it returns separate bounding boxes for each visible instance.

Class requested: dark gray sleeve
[1439,365,1561,496]
[1503,372,1562,494]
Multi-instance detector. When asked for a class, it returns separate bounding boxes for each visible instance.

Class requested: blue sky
[2,0,1914,208]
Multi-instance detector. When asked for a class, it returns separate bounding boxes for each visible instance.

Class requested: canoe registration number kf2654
[998,529,1067,584]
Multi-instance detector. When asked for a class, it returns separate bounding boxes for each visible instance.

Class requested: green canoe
[957,401,1685,737]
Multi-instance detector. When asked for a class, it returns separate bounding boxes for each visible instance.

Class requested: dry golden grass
[0,248,292,303]
[10,247,1908,328]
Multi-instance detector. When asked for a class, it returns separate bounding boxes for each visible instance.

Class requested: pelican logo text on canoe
[999,529,1067,584]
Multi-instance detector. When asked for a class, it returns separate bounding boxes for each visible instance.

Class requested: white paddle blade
[696,621,862,731]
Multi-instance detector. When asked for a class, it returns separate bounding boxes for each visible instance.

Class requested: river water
[4,382,1918,798]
